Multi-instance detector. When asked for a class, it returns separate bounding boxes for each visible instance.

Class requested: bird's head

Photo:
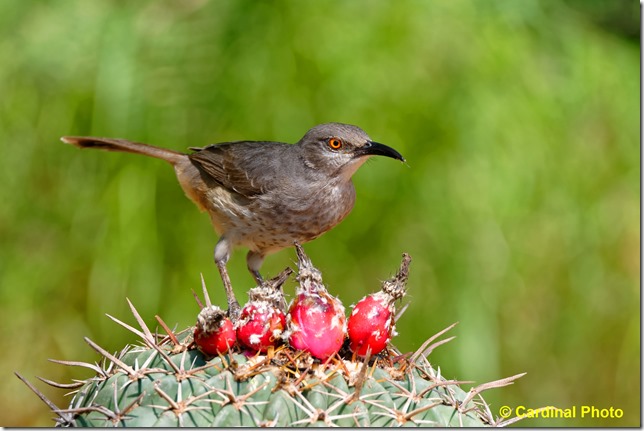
[298,123,404,180]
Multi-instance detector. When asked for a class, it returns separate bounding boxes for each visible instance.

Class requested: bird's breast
[241,182,356,251]
[180,170,357,253]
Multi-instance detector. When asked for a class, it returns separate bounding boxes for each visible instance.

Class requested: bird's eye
[328,137,343,150]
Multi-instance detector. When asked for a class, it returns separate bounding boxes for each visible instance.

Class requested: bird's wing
[188,141,287,197]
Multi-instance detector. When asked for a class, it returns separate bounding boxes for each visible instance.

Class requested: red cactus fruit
[194,305,237,355]
[348,292,392,357]
[237,304,286,352]
[348,253,411,357]
[286,244,346,360]
[287,290,346,360]
[236,267,292,353]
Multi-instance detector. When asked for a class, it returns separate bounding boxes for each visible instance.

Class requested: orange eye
[328,137,343,150]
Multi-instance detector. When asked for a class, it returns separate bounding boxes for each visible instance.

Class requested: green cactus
[17,253,525,427]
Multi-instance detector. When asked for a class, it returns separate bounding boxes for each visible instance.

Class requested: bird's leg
[246,250,265,285]
[215,261,240,320]
[214,239,240,320]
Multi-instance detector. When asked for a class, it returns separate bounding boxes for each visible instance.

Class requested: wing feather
[188,141,289,197]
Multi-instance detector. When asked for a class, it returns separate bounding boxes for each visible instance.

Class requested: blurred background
[0,0,639,426]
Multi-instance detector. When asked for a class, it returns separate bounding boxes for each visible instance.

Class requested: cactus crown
[17,250,526,427]
[17,306,525,427]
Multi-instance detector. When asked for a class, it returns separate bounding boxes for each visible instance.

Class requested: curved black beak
[355,141,405,162]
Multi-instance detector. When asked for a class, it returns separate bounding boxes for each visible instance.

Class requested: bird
[61,122,404,318]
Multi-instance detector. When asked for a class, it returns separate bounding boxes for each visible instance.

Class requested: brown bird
[62,123,404,318]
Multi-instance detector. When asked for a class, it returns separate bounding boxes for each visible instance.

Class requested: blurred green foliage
[0,0,638,426]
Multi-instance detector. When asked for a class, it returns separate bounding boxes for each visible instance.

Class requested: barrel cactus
[17,249,524,427]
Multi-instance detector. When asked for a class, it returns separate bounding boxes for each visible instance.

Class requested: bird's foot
[227,300,241,322]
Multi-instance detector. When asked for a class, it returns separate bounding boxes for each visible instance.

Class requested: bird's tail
[61,136,186,164]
